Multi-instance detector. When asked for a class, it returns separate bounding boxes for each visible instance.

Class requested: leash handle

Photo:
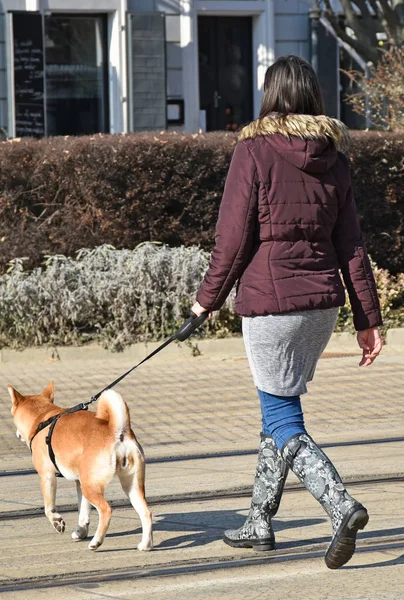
[174,311,209,342]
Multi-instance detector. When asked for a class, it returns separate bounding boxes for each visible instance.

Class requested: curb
[1,328,404,364]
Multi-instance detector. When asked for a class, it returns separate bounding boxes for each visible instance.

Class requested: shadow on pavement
[103,509,325,551]
[343,552,404,570]
[102,510,404,559]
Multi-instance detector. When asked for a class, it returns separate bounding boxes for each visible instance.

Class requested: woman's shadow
[105,506,325,551]
[105,506,404,561]
[153,508,325,551]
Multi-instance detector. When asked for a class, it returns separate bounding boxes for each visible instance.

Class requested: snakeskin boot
[282,433,369,569]
[223,433,288,551]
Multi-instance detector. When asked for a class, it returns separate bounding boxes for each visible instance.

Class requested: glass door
[198,17,253,131]
[44,14,109,136]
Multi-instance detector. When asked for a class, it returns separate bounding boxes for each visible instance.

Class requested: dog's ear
[8,386,24,407]
[43,381,55,403]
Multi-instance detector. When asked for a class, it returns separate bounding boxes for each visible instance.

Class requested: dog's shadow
[104,508,404,555]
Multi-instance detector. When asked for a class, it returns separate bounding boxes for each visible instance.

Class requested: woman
[192,55,382,570]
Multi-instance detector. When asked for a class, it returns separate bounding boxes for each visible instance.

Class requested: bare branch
[351,0,371,17]
[322,0,336,16]
[321,0,404,63]
[367,0,382,18]
[325,11,381,62]
[342,47,404,130]
[378,0,400,38]
[338,0,359,23]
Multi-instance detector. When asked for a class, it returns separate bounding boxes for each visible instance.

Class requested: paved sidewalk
[1,340,404,598]
[1,339,404,471]
[1,440,403,515]
[1,479,403,596]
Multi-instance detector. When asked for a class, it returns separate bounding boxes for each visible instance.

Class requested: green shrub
[0,132,234,274]
[0,244,402,352]
[350,132,404,274]
[335,258,404,334]
[0,130,403,273]
[0,243,237,351]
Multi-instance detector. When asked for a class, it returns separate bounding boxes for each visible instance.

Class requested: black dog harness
[28,312,208,478]
[29,403,88,476]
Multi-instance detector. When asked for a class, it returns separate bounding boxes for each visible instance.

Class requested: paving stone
[1,350,403,470]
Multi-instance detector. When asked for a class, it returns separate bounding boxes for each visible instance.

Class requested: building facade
[0,0,314,138]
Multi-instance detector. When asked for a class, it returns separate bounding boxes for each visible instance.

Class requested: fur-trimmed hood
[239,114,350,153]
[239,114,350,174]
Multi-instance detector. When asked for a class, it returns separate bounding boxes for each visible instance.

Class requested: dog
[8,382,153,551]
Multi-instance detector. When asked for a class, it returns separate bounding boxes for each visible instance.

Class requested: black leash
[29,311,209,475]
[87,310,209,407]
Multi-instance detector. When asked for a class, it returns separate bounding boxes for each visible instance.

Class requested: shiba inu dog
[8,382,153,551]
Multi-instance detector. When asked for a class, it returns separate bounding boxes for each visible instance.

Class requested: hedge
[1,244,403,351]
[0,244,236,351]
[0,130,403,274]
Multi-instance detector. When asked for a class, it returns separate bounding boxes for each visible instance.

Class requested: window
[44,14,109,136]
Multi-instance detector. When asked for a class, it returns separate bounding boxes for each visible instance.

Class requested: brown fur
[238,113,351,153]
[9,382,153,551]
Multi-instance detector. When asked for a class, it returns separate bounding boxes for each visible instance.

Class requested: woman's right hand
[357,327,382,367]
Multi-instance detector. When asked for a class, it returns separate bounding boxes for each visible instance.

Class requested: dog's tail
[96,390,131,439]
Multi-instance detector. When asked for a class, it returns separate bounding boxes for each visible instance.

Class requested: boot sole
[223,535,275,552]
[325,507,369,570]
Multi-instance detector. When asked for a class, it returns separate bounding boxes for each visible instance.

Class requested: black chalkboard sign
[13,12,45,137]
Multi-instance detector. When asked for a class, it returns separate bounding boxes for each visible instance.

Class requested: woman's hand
[357,327,382,367]
[191,301,212,319]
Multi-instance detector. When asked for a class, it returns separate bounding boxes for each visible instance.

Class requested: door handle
[213,90,222,109]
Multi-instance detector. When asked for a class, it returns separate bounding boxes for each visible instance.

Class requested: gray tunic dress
[242,308,339,396]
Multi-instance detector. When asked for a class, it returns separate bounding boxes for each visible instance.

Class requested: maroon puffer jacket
[196,114,382,331]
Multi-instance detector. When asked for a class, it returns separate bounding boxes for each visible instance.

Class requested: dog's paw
[88,539,102,551]
[137,541,153,552]
[52,516,66,534]
[72,525,89,541]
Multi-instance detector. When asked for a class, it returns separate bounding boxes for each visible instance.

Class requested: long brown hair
[259,55,325,118]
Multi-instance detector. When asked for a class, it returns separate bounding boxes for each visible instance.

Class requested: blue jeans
[258,388,307,451]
